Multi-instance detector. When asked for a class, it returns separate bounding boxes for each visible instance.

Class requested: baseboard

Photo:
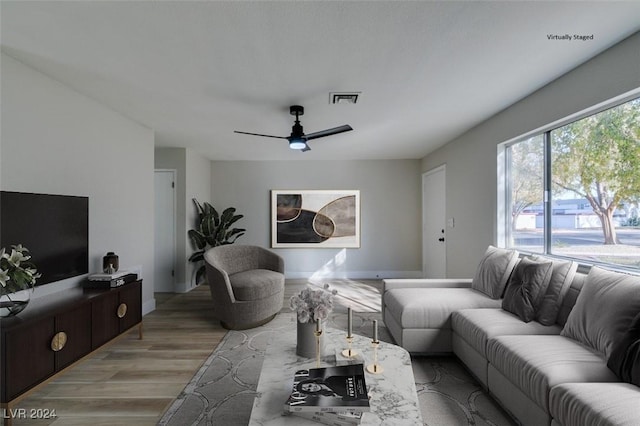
[285,270,423,280]
[142,298,156,316]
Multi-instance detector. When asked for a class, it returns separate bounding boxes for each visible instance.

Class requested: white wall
[1,53,156,314]
[155,147,211,292]
[422,31,640,277]
[210,160,422,279]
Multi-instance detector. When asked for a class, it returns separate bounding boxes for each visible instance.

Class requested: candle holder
[366,340,384,374]
[341,336,358,358]
[314,329,323,368]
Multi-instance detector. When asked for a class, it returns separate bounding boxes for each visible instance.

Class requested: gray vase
[296,319,325,358]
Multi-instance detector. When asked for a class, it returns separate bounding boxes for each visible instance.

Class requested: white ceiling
[2,1,639,161]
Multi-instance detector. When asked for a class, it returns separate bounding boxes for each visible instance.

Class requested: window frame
[497,88,640,273]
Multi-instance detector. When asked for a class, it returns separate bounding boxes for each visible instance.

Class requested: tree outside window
[505,97,640,269]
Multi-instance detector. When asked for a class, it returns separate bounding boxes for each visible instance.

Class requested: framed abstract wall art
[271,190,360,248]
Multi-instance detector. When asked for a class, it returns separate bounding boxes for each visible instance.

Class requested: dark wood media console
[0,280,142,415]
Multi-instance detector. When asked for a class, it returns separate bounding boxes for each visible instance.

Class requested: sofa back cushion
[561,267,640,359]
[501,257,554,322]
[557,272,586,327]
[471,246,519,299]
[531,256,578,326]
[607,312,640,386]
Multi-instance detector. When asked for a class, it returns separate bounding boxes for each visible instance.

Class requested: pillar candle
[373,319,378,342]
[347,307,353,338]
[316,318,321,333]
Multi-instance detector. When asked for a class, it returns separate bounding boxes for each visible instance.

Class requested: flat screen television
[1,191,89,286]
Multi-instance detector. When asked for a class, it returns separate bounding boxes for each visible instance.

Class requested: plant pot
[296,319,325,358]
[0,289,32,318]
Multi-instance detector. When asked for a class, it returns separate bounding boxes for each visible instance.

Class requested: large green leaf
[188,250,204,262]
[188,230,207,250]
[195,265,207,285]
[201,214,216,237]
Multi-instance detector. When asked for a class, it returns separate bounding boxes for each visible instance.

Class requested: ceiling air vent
[330,92,360,104]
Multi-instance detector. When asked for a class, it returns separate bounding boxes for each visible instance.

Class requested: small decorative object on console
[0,244,41,317]
[102,251,119,273]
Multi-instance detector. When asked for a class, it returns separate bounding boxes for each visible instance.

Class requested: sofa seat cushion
[487,335,619,411]
[230,269,284,301]
[550,382,640,426]
[384,288,501,329]
[452,309,561,358]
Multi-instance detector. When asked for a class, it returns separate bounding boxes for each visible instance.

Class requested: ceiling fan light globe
[289,139,307,150]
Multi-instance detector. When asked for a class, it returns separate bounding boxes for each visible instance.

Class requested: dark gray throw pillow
[531,255,578,326]
[607,312,640,386]
[471,246,519,299]
[501,257,554,323]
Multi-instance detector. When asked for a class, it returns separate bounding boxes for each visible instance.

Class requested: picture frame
[271,190,360,248]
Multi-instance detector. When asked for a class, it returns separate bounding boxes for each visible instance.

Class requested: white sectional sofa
[382,247,640,426]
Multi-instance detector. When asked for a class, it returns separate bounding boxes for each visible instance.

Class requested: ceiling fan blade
[234,130,288,140]
[303,125,353,141]
[301,144,311,152]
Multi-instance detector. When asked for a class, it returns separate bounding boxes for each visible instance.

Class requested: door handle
[438,237,445,242]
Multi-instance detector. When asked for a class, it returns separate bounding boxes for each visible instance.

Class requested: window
[502,97,640,271]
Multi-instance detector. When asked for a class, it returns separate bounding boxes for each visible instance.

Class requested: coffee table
[249,314,423,425]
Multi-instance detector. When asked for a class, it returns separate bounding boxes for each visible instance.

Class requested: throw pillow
[531,255,578,326]
[471,246,519,299]
[561,266,640,359]
[501,257,554,322]
[607,312,640,386]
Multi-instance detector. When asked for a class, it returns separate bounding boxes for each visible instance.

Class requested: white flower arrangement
[0,244,41,296]
[290,284,338,323]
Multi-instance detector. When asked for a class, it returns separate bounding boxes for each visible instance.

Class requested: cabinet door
[91,291,119,349]
[119,281,142,332]
[56,302,92,370]
[4,317,55,400]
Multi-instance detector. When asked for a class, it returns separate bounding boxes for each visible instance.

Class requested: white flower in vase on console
[0,245,42,317]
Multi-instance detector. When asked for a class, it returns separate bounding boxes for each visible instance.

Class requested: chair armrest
[260,249,285,273]
[382,278,473,294]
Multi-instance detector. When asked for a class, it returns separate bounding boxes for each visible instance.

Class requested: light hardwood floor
[8,285,225,426]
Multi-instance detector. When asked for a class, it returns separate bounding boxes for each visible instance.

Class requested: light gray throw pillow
[561,266,640,359]
[471,245,519,299]
[502,257,554,322]
[531,255,578,326]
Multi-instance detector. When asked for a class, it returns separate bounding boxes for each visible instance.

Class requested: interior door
[154,170,176,292]
[422,165,447,277]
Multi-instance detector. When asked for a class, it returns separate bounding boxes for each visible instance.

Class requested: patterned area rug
[158,310,514,426]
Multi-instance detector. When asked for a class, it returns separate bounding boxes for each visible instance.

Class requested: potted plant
[0,244,41,317]
[188,199,246,285]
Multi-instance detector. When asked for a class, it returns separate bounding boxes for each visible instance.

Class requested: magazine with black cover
[284,364,370,413]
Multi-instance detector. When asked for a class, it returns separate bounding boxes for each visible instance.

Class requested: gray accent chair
[204,245,285,330]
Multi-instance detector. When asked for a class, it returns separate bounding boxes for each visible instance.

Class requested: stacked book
[283,364,369,426]
[85,271,138,289]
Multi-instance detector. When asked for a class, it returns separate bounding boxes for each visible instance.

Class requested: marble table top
[249,314,422,425]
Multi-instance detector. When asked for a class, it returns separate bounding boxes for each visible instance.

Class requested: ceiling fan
[234,105,353,152]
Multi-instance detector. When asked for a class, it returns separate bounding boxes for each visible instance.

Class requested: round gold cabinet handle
[117,303,128,318]
[51,331,67,352]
